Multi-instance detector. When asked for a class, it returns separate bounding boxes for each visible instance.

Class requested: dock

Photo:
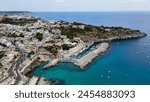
[74,42,109,69]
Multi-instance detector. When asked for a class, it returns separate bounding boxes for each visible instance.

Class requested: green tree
[35,33,43,41]
[62,44,71,50]
[0,52,4,59]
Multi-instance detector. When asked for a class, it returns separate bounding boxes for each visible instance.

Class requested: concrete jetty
[43,40,85,69]
[63,40,85,58]
[74,42,109,69]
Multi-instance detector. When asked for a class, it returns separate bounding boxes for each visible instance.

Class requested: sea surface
[31,12,150,85]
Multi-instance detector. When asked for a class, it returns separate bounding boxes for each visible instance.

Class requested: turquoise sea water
[32,12,150,85]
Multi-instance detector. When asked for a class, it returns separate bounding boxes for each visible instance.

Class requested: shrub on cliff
[35,33,43,41]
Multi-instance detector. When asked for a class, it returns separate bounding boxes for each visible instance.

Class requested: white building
[52,29,61,35]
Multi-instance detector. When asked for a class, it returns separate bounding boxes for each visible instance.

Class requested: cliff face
[60,23,147,42]
[0,15,146,42]
[0,15,147,85]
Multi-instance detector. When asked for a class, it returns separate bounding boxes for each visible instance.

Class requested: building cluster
[0,15,84,85]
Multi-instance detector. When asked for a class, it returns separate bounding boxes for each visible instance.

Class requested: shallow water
[32,12,150,85]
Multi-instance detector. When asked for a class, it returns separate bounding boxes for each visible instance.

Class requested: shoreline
[74,42,109,69]
[43,59,59,69]
[0,15,147,85]
[30,34,145,70]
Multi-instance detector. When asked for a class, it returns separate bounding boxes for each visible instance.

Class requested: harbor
[74,43,109,69]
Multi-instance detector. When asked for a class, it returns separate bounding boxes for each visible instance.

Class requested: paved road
[14,52,27,84]
[0,50,27,84]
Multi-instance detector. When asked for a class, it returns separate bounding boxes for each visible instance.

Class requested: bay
[31,12,150,85]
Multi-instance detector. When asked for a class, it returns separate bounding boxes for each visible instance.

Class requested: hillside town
[0,15,146,85]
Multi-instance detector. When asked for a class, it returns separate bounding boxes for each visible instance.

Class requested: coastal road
[0,50,27,84]
[14,52,27,85]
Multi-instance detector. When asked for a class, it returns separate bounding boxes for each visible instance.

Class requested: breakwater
[74,43,109,69]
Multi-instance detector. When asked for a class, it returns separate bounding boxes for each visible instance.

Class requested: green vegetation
[61,28,76,39]
[26,74,33,79]
[0,52,4,59]
[72,22,83,25]
[61,44,72,50]
[35,33,43,41]
[44,45,60,57]
[10,33,24,38]
[0,16,37,26]
[14,55,17,59]
[0,63,2,68]
[84,25,93,32]
[0,62,2,69]
[60,24,94,39]
[61,27,85,39]
[61,21,144,41]
[0,43,7,47]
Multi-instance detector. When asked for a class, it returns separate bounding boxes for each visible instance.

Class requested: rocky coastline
[0,15,147,85]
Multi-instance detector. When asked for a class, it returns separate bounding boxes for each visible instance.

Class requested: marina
[31,12,150,85]
[75,43,109,69]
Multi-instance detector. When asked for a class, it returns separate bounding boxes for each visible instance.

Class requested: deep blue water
[32,12,150,85]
